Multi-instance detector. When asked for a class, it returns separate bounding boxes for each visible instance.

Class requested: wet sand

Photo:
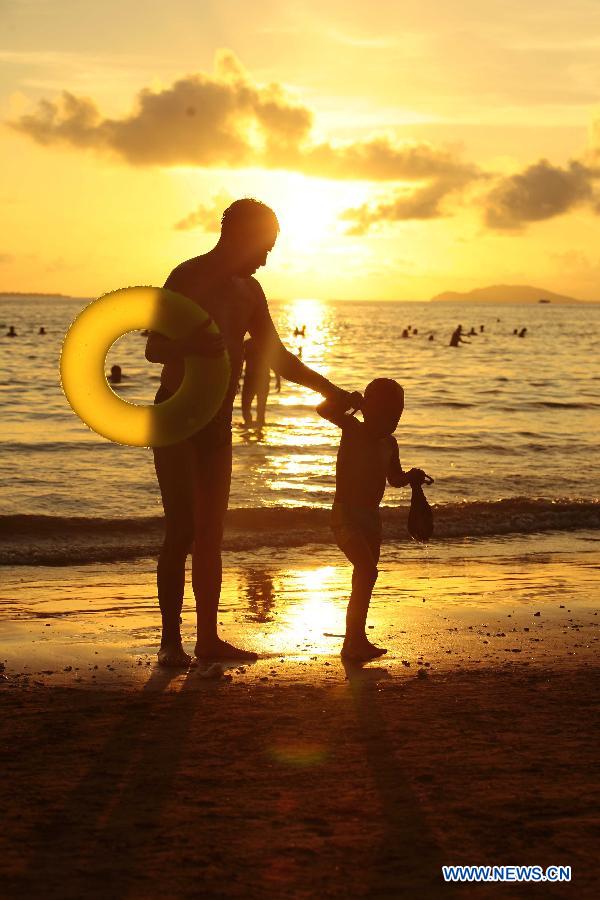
[1,534,599,897]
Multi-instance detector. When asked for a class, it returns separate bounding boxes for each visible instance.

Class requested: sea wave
[1,499,598,566]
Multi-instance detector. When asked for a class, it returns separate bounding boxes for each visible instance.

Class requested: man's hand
[177,320,225,357]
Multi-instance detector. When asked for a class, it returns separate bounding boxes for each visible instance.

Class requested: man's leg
[241,377,255,426]
[153,440,195,666]
[191,442,258,660]
[255,372,270,428]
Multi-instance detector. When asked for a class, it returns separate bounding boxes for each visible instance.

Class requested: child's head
[362,378,404,435]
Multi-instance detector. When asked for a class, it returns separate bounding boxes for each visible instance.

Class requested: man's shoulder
[245,275,267,302]
[163,259,189,288]
[163,255,217,297]
[166,255,204,280]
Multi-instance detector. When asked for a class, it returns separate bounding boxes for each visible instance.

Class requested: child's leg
[338,534,380,650]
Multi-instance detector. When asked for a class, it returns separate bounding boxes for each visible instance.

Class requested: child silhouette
[317,379,429,661]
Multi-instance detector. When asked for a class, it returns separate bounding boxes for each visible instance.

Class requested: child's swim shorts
[331,502,382,548]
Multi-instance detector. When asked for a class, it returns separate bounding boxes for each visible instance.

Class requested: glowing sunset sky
[1,0,600,300]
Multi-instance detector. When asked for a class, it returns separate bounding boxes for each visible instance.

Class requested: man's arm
[316,395,362,430]
[247,280,348,400]
[145,321,224,363]
[145,331,183,363]
[145,267,224,363]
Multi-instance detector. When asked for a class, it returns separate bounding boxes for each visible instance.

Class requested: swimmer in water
[449,325,469,347]
[108,364,123,384]
[241,336,280,427]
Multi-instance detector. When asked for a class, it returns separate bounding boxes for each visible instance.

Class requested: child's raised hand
[347,390,363,412]
[407,468,434,486]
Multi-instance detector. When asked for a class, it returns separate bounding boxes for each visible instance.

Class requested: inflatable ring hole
[105,330,160,405]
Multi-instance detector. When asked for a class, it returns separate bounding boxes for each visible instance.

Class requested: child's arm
[317,391,363,429]
[387,438,429,487]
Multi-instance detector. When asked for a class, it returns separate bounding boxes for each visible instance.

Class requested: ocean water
[1,293,599,561]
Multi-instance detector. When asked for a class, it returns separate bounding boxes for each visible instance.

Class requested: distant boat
[539,298,551,304]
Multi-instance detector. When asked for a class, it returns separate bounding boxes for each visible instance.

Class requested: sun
[276,179,335,251]
[263,173,367,256]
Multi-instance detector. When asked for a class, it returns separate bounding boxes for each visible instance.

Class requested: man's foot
[341,636,388,662]
[194,637,258,661]
[157,642,192,668]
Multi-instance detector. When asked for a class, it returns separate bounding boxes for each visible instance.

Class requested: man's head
[219,198,279,277]
[362,378,404,436]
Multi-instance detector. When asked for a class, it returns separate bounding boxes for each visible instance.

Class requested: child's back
[334,418,395,509]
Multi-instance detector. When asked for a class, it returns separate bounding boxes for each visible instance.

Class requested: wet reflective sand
[2,532,597,689]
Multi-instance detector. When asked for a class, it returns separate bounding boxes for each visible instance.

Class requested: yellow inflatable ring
[60,285,230,448]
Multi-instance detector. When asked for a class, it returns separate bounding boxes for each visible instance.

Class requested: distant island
[0,291,89,300]
[430,285,585,305]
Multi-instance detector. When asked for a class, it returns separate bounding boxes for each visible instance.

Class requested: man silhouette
[146,199,354,666]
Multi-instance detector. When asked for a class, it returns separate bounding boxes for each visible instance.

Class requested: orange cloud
[10,51,311,167]
[340,151,600,234]
[339,169,479,234]
[8,50,473,184]
[483,159,598,230]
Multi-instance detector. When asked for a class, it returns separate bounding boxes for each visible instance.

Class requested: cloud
[339,168,479,234]
[8,49,473,184]
[483,159,599,230]
[339,142,600,234]
[12,50,600,235]
[271,138,474,183]
[9,50,313,166]
[174,191,233,232]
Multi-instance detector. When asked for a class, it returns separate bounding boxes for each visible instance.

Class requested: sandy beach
[3,1,600,894]
[1,533,599,897]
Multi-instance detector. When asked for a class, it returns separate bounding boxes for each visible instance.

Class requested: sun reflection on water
[265,298,340,500]
[282,298,334,375]
[278,567,345,652]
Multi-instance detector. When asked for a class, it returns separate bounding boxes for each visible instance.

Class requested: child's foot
[157,642,192,668]
[341,636,388,662]
[194,637,258,661]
